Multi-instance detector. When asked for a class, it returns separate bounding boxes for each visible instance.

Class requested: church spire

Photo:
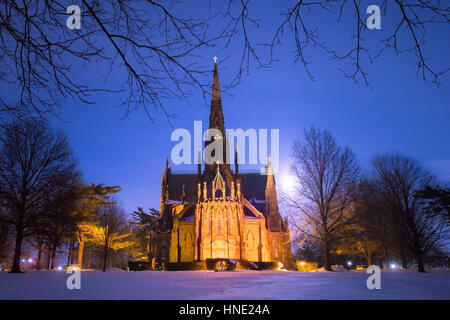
[204,57,233,185]
[265,156,282,232]
[160,168,166,214]
[209,59,225,135]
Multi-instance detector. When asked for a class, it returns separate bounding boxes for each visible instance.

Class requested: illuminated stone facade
[154,62,293,268]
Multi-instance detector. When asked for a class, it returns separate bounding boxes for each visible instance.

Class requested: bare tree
[0,119,78,273]
[415,185,450,226]
[0,0,235,120]
[1,1,447,120]
[285,127,360,270]
[233,0,449,87]
[371,151,448,272]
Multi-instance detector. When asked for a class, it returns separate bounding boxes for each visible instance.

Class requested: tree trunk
[10,226,24,273]
[50,240,57,270]
[323,240,331,271]
[102,233,108,272]
[382,247,388,270]
[399,243,408,268]
[367,247,372,266]
[70,244,76,264]
[87,247,92,269]
[36,244,43,270]
[147,232,152,264]
[77,240,84,268]
[67,241,73,265]
[69,237,76,264]
[46,249,51,269]
[416,252,426,273]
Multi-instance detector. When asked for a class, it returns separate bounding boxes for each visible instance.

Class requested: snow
[0,269,449,300]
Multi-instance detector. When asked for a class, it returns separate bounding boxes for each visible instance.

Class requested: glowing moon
[280,174,297,192]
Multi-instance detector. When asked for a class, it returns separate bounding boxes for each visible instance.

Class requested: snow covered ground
[0,270,449,300]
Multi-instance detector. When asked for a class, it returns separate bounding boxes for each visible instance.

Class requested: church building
[154,60,293,269]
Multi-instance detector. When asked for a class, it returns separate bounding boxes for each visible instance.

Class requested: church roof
[167,172,268,203]
[166,173,199,202]
[178,203,196,221]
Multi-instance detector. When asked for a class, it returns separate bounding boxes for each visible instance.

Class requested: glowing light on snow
[28,258,33,263]
[390,263,397,269]
[21,259,26,263]
[57,266,63,270]
[347,261,352,266]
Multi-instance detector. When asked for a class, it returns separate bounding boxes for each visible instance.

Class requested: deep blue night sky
[1,1,449,214]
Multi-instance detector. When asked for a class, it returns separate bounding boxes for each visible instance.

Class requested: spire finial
[213,56,218,63]
[267,155,273,175]
[181,184,186,202]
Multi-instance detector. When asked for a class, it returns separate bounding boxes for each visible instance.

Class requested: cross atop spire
[213,56,218,63]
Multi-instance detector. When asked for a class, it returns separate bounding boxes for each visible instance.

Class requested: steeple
[160,168,166,214]
[160,157,171,213]
[209,60,225,135]
[265,156,282,232]
[204,58,233,186]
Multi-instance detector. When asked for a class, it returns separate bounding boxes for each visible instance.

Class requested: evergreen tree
[131,207,159,264]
